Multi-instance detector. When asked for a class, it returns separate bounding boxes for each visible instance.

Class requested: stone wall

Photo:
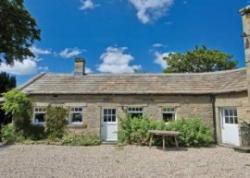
[240,123,250,146]
[215,91,250,145]
[29,94,214,136]
[29,93,250,145]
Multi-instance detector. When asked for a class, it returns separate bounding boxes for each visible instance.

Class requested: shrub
[166,118,213,146]
[118,116,212,147]
[2,89,32,136]
[45,105,68,139]
[27,125,47,140]
[1,124,24,144]
[62,133,101,146]
[118,116,166,145]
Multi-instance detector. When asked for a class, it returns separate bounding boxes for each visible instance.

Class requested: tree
[0,0,40,64]
[0,72,16,128]
[2,89,32,135]
[0,72,16,94]
[164,46,237,73]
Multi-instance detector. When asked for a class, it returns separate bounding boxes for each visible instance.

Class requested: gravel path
[0,144,249,178]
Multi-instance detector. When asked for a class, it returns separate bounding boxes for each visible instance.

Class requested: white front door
[101,108,118,142]
[221,108,240,146]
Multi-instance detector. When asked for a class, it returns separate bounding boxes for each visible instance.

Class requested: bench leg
[174,136,179,148]
[163,136,165,150]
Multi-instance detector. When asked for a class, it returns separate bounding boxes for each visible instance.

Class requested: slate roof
[20,68,247,95]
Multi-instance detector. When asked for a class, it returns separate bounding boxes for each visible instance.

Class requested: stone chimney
[74,58,85,75]
[240,6,250,63]
[240,6,250,107]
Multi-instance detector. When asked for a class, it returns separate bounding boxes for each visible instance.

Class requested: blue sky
[1,0,250,85]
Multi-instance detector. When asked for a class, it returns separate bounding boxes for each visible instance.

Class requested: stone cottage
[19,6,250,146]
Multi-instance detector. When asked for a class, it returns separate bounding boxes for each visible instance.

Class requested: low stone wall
[67,126,99,136]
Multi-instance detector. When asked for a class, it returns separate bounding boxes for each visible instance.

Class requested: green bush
[62,133,101,146]
[45,105,68,139]
[118,116,212,147]
[166,118,213,146]
[27,125,47,140]
[118,116,166,145]
[0,122,47,143]
[1,124,24,144]
[2,89,32,136]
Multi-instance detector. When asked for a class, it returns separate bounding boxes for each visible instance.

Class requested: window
[162,107,176,122]
[69,107,83,124]
[103,109,116,122]
[223,108,238,124]
[127,107,143,118]
[33,107,46,125]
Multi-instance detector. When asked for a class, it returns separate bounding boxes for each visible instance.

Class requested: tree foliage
[0,0,40,64]
[0,72,16,94]
[164,46,237,73]
[0,72,16,126]
[2,89,32,133]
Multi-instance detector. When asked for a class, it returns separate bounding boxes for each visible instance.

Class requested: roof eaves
[25,88,248,95]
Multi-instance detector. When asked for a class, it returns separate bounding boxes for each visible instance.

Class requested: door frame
[220,107,240,146]
[100,107,118,142]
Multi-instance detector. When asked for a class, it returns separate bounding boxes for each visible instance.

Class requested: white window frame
[127,107,144,118]
[162,107,176,122]
[33,107,46,125]
[69,107,83,125]
[222,107,238,125]
[102,108,117,123]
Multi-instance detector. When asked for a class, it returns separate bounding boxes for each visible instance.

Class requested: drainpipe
[211,95,217,144]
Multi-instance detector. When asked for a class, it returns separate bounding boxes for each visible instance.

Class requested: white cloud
[59,48,83,58]
[152,43,165,48]
[0,57,39,75]
[97,46,141,73]
[79,0,95,10]
[154,51,169,69]
[0,46,52,75]
[85,67,92,74]
[29,46,51,56]
[129,0,174,24]
[38,66,49,71]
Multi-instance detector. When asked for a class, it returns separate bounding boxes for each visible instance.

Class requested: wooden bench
[149,130,180,150]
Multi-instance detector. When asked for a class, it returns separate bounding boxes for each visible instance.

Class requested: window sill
[67,123,85,128]
[32,122,45,126]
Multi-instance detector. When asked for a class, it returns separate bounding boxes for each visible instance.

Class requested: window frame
[69,107,84,125]
[102,108,117,123]
[222,107,238,125]
[162,107,176,122]
[127,107,144,118]
[33,107,46,125]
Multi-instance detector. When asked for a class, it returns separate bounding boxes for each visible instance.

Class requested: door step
[234,146,250,153]
[102,141,117,145]
[219,144,237,148]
